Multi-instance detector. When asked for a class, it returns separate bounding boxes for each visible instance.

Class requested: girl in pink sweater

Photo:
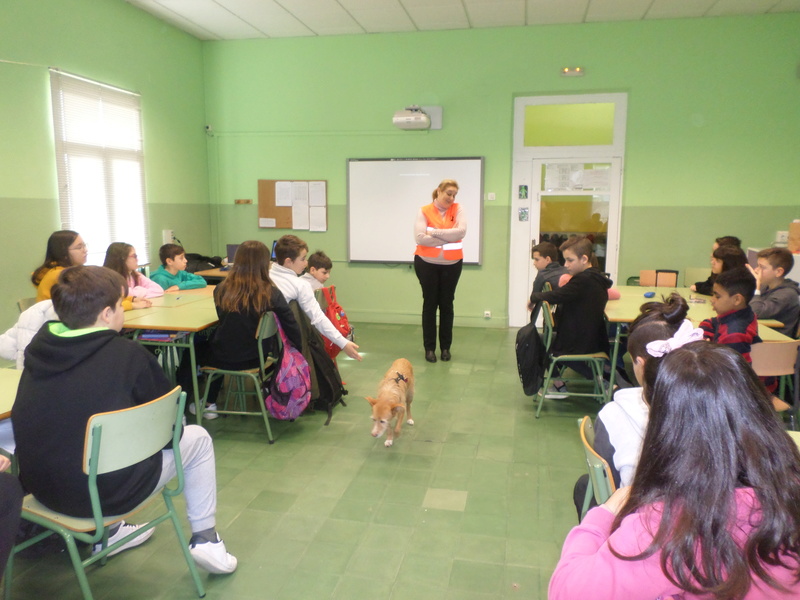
[550,342,800,600]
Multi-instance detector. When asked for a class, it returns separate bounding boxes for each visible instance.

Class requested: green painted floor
[7,323,605,600]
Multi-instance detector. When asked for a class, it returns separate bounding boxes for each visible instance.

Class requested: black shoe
[425,350,437,363]
[441,349,451,361]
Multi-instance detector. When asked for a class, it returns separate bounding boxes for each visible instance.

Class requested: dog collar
[393,372,407,384]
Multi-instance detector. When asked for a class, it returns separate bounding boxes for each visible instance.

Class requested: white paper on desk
[309,181,326,207]
[259,217,276,228]
[309,206,327,231]
[275,181,292,207]
[292,198,310,230]
[292,181,309,205]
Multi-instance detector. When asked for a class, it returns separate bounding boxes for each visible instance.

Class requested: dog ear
[366,396,378,406]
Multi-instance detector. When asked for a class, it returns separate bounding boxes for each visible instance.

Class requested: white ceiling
[125,0,800,40]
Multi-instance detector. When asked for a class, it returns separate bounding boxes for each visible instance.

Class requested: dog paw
[384,439,393,447]
[407,419,414,426]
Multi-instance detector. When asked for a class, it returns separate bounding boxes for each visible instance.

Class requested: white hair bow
[645,319,704,358]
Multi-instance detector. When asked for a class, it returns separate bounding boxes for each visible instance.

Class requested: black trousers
[414,256,463,352]
[0,473,23,579]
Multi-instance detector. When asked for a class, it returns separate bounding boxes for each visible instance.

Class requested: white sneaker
[544,381,568,399]
[190,536,238,574]
[92,521,155,557]
[188,403,219,420]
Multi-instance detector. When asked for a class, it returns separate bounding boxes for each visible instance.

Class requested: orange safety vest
[414,202,464,260]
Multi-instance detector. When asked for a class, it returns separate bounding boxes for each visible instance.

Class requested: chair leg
[198,372,217,423]
[163,494,206,598]
[580,480,594,521]
[251,374,274,443]
[536,364,556,419]
[63,534,94,600]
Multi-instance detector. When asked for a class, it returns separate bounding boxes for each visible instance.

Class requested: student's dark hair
[531,241,558,262]
[215,241,274,314]
[308,250,332,271]
[715,266,756,303]
[610,342,800,599]
[757,247,793,275]
[103,242,141,286]
[51,266,127,330]
[715,235,741,248]
[626,293,690,397]
[431,179,458,201]
[158,243,185,266]
[31,230,80,286]
[274,235,308,266]
[712,244,747,272]
[559,236,595,263]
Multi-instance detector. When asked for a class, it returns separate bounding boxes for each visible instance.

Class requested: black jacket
[14,323,172,517]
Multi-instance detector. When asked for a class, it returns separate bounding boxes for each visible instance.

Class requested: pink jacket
[549,488,800,599]
[127,273,164,299]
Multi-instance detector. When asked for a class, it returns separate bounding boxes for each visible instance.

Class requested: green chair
[578,416,617,519]
[198,311,282,443]
[536,300,608,418]
[16,298,36,313]
[4,387,205,600]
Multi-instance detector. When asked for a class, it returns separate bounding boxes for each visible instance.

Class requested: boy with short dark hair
[301,250,333,291]
[747,247,800,338]
[699,266,761,363]
[13,266,236,573]
[270,235,362,361]
[529,242,568,323]
[151,243,207,291]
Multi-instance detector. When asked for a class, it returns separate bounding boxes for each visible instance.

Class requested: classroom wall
[202,15,800,327]
[0,0,210,329]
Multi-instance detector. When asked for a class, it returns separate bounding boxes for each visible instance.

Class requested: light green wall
[202,15,800,325]
[0,0,210,329]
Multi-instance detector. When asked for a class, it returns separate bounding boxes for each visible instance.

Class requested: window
[50,70,149,266]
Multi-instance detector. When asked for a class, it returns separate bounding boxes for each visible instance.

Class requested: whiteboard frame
[347,157,484,265]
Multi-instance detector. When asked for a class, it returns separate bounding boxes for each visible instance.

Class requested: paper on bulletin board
[292,196,310,229]
[259,217,277,228]
[309,207,327,231]
[275,181,292,207]
[309,181,327,207]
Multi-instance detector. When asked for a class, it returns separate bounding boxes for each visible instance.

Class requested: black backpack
[516,320,547,396]
[289,302,347,425]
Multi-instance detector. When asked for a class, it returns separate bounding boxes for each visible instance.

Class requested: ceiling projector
[393,105,431,130]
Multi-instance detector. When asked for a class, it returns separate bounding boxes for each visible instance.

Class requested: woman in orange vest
[414,179,467,363]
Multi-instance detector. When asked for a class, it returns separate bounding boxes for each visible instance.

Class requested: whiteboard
[347,157,484,264]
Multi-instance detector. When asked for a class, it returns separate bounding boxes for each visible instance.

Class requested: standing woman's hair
[431,179,458,201]
[611,342,800,599]
[627,293,691,396]
[215,240,274,314]
[31,230,80,286]
[713,244,747,272]
[103,242,141,286]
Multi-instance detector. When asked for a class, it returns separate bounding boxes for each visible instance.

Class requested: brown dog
[366,358,414,447]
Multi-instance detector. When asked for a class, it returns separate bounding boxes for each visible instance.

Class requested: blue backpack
[264,318,312,420]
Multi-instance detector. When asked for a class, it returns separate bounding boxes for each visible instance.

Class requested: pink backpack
[264,318,311,420]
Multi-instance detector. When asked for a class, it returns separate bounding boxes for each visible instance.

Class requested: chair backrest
[579,416,616,504]
[541,300,556,351]
[750,340,800,377]
[542,282,552,292]
[255,311,282,376]
[83,386,184,475]
[639,270,656,287]
[655,270,678,287]
[17,297,37,313]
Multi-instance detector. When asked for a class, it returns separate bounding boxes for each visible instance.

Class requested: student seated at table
[104,242,164,299]
[300,250,332,292]
[528,241,567,322]
[150,243,207,292]
[747,247,800,338]
[691,235,744,295]
[12,266,237,573]
[572,293,701,518]
[550,342,800,600]
[529,236,611,395]
[270,235,362,361]
[31,230,88,301]
[699,266,761,363]
[185,240,303,416]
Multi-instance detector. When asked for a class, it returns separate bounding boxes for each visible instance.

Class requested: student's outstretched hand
[602,486,631,515]
[745,264,761,290]
[343,341,362,361]
[0,455,11,472]
[132,298,152,309]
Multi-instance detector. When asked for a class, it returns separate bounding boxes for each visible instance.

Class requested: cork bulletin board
[257,179,327,231]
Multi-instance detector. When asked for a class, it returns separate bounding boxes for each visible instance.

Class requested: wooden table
[605,286,792,397]
[789,430,800,452]
[194,267,229,283]
[124,289,218,407]
[0,369,22,420]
